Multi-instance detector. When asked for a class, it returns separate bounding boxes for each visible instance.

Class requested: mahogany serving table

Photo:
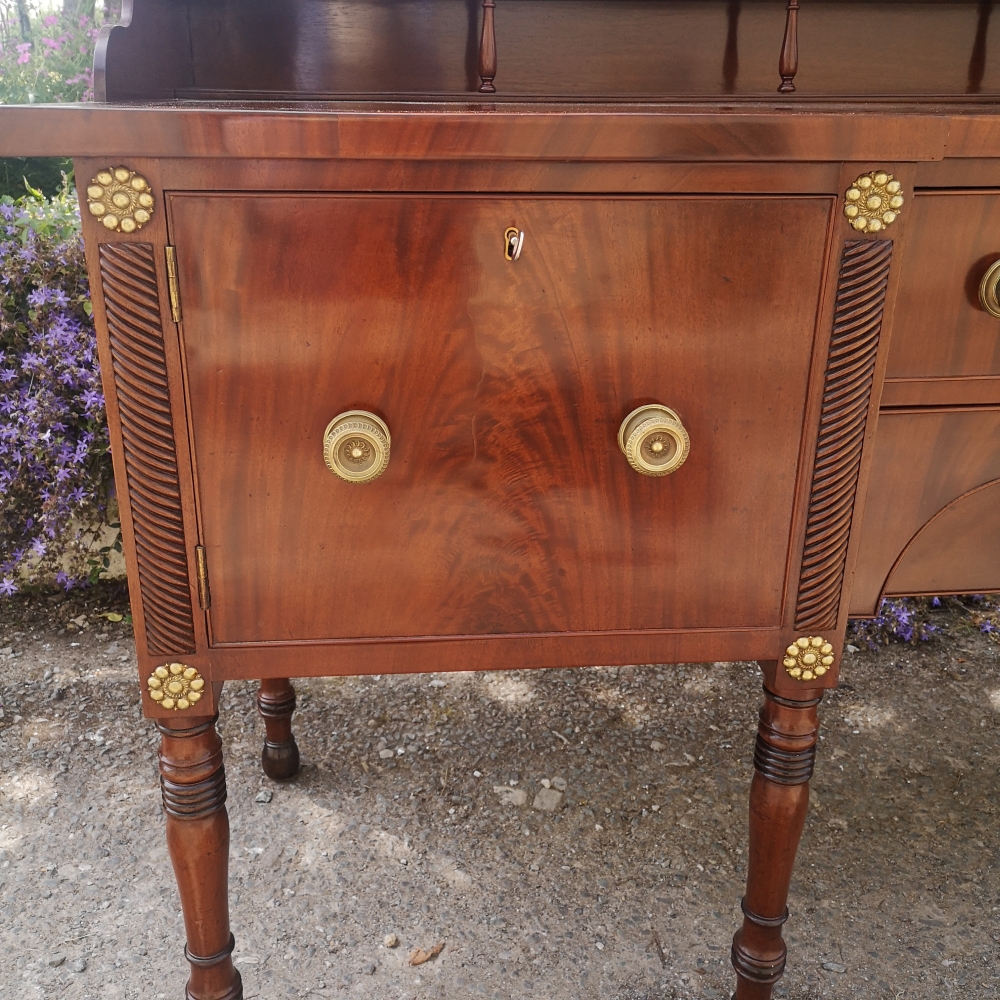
[3,2,1000,997]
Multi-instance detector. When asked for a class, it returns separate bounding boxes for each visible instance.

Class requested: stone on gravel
[378,749,394,759]
[650,740,665,751]
[254,789,273,803]
[532,787,563,811]
[551,776,567,791]
[46,953,66,967]
[493,785,527,806]
[822,962,847,973]
[361,960,376,974]
[383,933,398,948]
[69,957,88,973]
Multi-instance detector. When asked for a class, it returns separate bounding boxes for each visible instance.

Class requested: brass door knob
[618,404,690,477]
[980,259,1000,319]
[323,410,390,483]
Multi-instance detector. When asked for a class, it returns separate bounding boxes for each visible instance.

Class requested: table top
[2,100,1000,162]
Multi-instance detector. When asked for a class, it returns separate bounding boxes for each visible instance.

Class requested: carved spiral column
[731,685,822,999]
[158,716,243,1000]
[257,678,300,781]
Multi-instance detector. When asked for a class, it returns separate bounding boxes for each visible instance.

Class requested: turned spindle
[778,0,800,93]
[257,677,301,780]
[723,1,741,94]
[158,715,243,1000]
[731,684,822,999]
[478,0,497,93]
[968,1,993,94]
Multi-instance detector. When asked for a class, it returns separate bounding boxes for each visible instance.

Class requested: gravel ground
[1,584,998,1000]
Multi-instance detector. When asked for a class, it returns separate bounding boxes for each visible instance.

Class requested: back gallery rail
[3,1,1000,997]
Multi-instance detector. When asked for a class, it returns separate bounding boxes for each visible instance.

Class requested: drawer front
[169,194,830,643]
[850,408,1000,615]
[888,191,1000,380]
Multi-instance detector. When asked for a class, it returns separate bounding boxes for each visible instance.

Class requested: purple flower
[16,42,32,65]
[0,578,17,597]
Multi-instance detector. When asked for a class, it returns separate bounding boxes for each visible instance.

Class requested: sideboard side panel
[98,242,197,655]
[794,239,893,632]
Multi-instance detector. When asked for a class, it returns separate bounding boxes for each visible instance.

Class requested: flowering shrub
[0,7,110,104]
[847,594,1000,648]
[960,593,1000,640]
[0,179,116,596]
[847,597,939,648]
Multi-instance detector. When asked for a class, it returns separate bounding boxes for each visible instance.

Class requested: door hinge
[195,545,211,610]
[165,245,182,324]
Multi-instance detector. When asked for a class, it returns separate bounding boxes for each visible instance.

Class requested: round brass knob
[618,404,690,477]
[980,259,1000,319]
[323,410,390,484]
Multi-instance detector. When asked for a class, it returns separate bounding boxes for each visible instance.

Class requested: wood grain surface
[0,104,954,162]
[168,194,831,644]
[849,407,1000,616]
[96,0,1000,102]
[888,191,1000,380]
[884,478,1000,597]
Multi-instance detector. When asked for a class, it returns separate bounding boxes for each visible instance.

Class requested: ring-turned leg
[256,678,300,780]
[731,684,822,999]
[158,715,242,1000]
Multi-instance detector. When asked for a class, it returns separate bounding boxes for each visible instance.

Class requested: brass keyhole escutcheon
[323,410,390,484]
[980,259,1000,319]
[504,226,525,261]
[618,404,690,477]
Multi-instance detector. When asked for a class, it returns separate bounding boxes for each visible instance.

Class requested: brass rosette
[843,171,903,234]
[147,663,205,710]
[783,636,835,681]
[86,167,154,233]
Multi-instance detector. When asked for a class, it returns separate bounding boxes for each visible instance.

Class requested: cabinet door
[169,195,830,644]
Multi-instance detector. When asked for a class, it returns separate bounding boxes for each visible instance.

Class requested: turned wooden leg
[158,715,242,1000]
[731,685,822,999]
[256,678,300,780]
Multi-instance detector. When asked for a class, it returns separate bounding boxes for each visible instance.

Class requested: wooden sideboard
[3,2,1000,998]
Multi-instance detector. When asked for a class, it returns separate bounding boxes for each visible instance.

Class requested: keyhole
[504,227,525,261]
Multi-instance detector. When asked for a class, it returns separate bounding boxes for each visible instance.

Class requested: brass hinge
[165,245,182,324]
[195,545,211,610]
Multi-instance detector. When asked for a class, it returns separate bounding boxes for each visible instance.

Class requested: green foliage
[0,155,73,200]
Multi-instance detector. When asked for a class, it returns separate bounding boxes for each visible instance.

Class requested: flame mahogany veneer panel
[885,479,1000,597]
[849,408,1000,616]
[98,242,196,655]
[170,194,831,644]
[888,192,1000,380]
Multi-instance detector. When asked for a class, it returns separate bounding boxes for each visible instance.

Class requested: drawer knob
[980,259,1000,319]
[323,410,390,484]
[618,404,690,477]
